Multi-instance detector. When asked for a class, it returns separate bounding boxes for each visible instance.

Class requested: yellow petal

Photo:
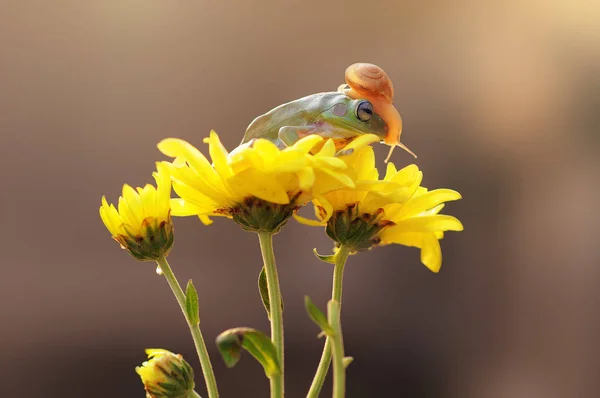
[252,139,281,162]
[317,167,355,189]
[297,167,315,191]
[271,150,308,171]
[138,184,157,217]
[342,133,380,151]
[293,213,327,226]
[313,195,333,222]
[379,231,442,273]
[154,162,172,216]
[199,215,214,225]
[230,146,262,173]
[230,170,290,204]
[159,139,229,198]
[312,156,347,170]
[317,138,336,157]
[204,130,232,178]
[387,215,464,234]
[353,146,378,181]
[390,189,462,220]
[384,162,398,180]
[169,198,203,216]
[291,134,324,153]
[119,187,142,227]
[171,181,222,212]
[100,197,121,236]
[158,138,212,173]
[420,234,442,273]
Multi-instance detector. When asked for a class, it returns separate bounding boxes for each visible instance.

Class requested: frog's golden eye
[356,101,373,121]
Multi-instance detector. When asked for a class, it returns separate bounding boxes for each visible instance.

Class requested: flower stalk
[156,257,219,398]
[257,232,284,398]
[307,245,351,398]
[328,300,345,398]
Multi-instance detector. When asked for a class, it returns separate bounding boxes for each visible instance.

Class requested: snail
[338,63,416,161]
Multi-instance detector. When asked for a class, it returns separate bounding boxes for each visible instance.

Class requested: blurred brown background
[1,1,599,397]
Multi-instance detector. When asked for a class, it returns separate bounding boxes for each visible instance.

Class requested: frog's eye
[356,101,373,122]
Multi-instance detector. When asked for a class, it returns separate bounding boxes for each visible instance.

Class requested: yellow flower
[157,131,376,233]
[99,163,173,261]
[297,145,463,272]
[136,349,195,398]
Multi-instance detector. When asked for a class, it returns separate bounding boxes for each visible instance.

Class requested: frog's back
[241,92,345,144]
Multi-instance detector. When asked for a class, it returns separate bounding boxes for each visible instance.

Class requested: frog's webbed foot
[334,148,354,157]
[278,126,313,147]
[337,83,350,92]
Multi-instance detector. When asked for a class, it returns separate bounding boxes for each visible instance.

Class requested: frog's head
[321,97,388,144]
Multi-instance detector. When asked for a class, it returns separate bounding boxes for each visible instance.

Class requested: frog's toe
[335,148,354,157]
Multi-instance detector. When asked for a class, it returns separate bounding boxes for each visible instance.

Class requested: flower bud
[136,349,195,398]
[100,163,174,261]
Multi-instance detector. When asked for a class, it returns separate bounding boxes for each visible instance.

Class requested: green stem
[189,391,203,398]
[258,232,284,398]
[328,300,345,398]
[306,245,351,398]
[156,257,220,398]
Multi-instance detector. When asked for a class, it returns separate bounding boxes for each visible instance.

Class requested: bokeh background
[1,1,599,397]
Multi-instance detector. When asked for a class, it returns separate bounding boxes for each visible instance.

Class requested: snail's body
[241,92,388,150]
[339,63,415,159]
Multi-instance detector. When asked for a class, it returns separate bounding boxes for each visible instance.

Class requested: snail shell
[344,63,394,103]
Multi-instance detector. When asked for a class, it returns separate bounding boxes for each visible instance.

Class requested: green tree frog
[241,63,416,161]
[241,91,388,151]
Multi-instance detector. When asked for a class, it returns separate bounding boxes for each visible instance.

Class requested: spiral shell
[344,63,394,103]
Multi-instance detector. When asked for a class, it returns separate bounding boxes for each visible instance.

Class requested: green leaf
[304,296,333,335]
[185,280,199,326]
[215,327,280,378]
[258,266,283,320]
[313,248,336,264]
[343,356,354,368]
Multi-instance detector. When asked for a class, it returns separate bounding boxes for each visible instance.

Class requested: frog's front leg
[277,126,315,147]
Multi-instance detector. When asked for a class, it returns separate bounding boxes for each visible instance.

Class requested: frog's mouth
[335,120,388,142]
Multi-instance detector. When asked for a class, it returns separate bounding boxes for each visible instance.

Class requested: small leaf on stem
[258,266,283,319]
[185,280,200,326]
[305,296,334,336]
[313,248,336,264]
[215,327,280,378]
[343,356,354,368]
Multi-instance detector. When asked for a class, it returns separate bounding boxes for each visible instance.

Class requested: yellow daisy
[99,162,173,261]
[297,145,463,272]
[157,131,378,233]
